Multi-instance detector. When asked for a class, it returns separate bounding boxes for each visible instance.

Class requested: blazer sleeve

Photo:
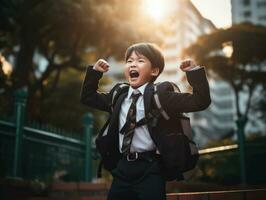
[80,66,112,113]
[158,67,211,115]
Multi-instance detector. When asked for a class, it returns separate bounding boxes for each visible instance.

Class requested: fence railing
[0,89,94,182]
[1,89,266,184]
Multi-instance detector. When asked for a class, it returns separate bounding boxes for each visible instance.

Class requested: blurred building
[156,0,236,147]
[192,80,236,146]
[107,0,216,84]
[231,0,266,26]
[106,0,236,147]
[157,0,215,87]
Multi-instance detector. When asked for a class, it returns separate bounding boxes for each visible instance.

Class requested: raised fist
[93,59,110,73]
[179,59,196,72]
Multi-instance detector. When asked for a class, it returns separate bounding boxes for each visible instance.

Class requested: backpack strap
[153,83,171,120]
[111,83,129,112]
[155,82,194,141]
[120,82,182,132]
[153,82,183,121]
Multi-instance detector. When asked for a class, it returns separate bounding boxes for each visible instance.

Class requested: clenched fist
[179,59,197,72]
[93,59,110,73]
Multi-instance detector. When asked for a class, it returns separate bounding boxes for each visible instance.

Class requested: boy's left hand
[179,59,197,72]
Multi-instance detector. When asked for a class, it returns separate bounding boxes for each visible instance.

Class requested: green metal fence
[1,89,266,184]
[0,89,95,182]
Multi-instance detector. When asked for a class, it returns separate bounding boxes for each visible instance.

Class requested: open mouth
[129,70,139,78]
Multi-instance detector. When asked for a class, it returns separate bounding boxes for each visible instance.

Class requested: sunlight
[0,54,12,76]
[142,0,170,22]
[222,42,233,58]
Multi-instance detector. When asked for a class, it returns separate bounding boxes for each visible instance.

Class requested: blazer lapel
[107,83,154,137]
[108,92,127,136]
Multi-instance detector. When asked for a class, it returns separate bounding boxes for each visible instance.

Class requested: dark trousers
[107,156,166,200]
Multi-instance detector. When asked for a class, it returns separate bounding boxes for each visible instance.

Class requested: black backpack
[96,82,199,181]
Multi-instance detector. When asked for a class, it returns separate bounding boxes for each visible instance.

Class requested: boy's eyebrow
[128,55,146,59]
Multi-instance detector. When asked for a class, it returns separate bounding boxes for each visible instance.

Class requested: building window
[243,11,251,18]
[257,1,266,7]
[258,15,266,20]
[243,0,250,6]
[164,42,176,49]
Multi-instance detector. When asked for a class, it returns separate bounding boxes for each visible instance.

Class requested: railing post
[83,113,93,182]
[13,87,28,177]
[236,116,247,185]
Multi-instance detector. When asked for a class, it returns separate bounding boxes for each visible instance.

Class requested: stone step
[28,197,106,200]
[48,182,110,198]
[27,188,266,200]
[29,183,266,200]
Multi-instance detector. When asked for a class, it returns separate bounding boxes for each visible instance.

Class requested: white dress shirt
[117,66,203,153]
[119,83,156,153]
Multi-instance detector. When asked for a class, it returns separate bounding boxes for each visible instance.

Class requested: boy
[80,43,211,200]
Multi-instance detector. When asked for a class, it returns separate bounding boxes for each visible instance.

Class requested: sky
[190,0,232,28]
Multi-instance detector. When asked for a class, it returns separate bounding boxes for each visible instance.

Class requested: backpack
[96,82,199,181]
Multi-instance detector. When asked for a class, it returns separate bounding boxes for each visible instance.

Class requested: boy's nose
[129,61,137,68]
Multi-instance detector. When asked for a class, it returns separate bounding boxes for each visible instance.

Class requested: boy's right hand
[179,59,197,72]
[93,59,110,73]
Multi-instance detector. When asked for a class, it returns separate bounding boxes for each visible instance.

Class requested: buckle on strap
[126,152,138,161]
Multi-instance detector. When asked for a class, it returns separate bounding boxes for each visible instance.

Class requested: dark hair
[125,43,165,81]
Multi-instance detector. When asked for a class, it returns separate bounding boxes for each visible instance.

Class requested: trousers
[107,155,166,200]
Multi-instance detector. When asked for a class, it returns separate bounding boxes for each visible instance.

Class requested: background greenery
[0,0,164,133]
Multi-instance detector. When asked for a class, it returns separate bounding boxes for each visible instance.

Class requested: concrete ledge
[167,189,266,200]
[48,182,110,198]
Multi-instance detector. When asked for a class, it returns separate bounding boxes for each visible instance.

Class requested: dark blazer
[80,66,211,179]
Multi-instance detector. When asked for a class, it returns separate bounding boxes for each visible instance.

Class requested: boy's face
[124,51,159,89]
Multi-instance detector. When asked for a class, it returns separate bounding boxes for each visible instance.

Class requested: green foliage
[183,23,266,84]
[0,0,163,89]
[26,67,108,134]
[195,135,266,185]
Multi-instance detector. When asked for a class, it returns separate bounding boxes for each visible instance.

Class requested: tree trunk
[13,25,36,89]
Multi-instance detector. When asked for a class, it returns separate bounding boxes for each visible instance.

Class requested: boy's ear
[151,67,160,76]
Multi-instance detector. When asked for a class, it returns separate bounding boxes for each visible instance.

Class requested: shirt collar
[127,82,148,99]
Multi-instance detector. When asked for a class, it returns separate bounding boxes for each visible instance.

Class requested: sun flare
[143,0,170,22]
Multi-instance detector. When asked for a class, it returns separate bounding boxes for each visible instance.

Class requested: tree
[0,0,164,126]
[183,23,266,184]
[183,23,266,134]
[36,68,111,133]
[0,0,163,97]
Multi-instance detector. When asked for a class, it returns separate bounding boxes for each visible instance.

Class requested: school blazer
[80,66,211,179]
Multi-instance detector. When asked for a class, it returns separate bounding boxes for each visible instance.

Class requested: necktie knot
[131,90,141,103]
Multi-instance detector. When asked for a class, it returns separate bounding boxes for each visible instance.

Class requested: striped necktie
[121,90,141,154]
